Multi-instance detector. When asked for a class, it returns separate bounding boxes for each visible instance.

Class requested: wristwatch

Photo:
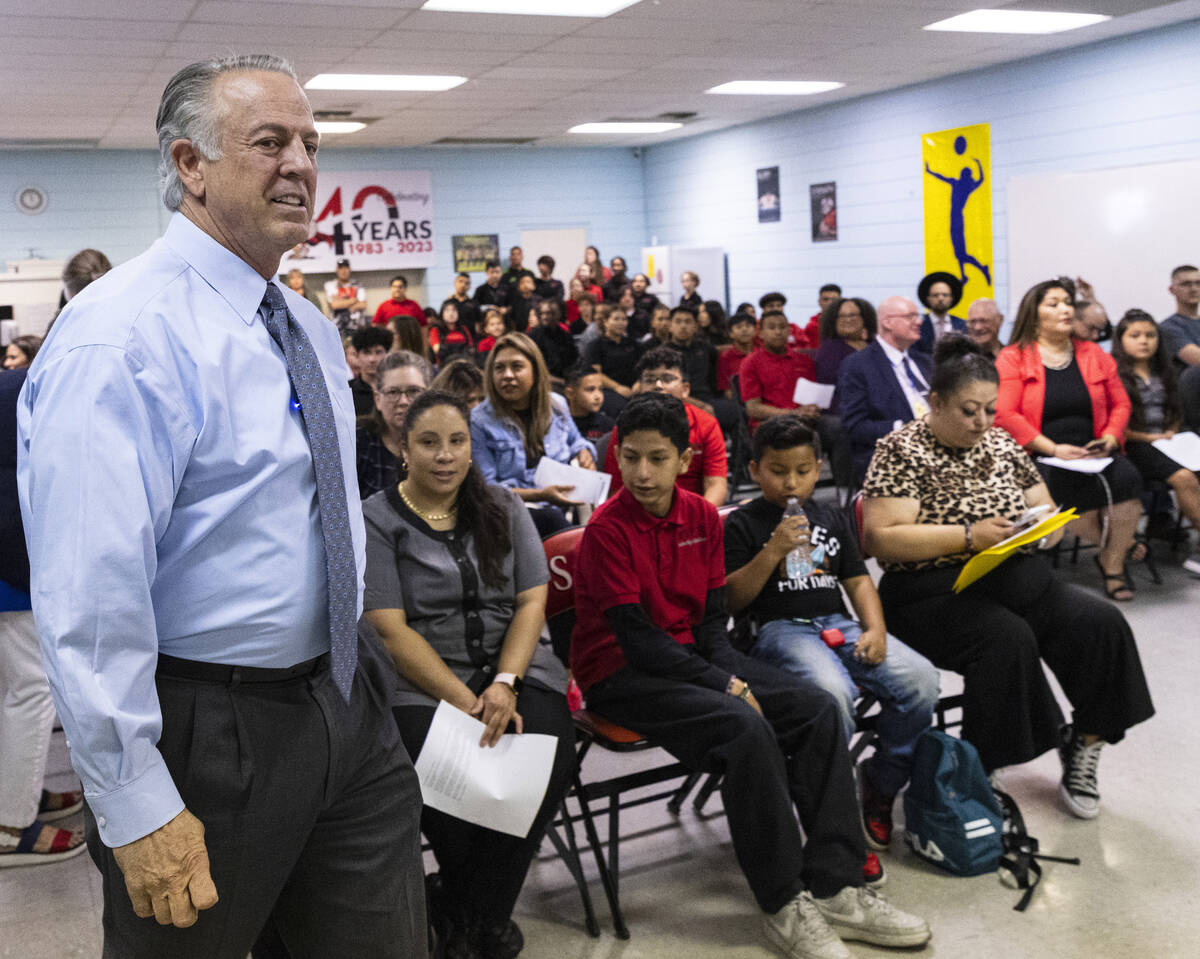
[494,672,524,695]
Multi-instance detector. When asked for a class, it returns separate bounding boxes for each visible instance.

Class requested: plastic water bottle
[784,497,813,579]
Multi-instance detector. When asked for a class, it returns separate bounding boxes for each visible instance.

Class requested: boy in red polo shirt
[740,311,819,430]
[600,347,727,507]
[571,392,930,959]
[742,311,849,488]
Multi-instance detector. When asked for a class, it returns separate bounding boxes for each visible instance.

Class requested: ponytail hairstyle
[400,390,512,589]
[930,334,998,398]
[1111,308,1182,431]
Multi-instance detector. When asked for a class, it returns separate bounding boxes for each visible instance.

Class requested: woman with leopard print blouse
[861,336,1153,821]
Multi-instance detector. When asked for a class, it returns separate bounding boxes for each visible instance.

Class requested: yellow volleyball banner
[922,123,994,301]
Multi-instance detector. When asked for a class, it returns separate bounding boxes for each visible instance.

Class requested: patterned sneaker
[0,821,87,868]
[1059,724,1104,819]
[763,891,850,959]
[862,852,886,887]
[814,885,931,948]
[859,767,894,851]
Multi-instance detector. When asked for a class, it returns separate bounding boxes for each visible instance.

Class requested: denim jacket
[470,394,595,488]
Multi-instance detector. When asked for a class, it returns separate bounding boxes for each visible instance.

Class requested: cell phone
[821,628,845,648]
[1011,504,1050,532]
[1084,439,1108,453]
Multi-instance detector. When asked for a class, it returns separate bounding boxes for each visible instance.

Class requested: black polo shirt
[584,334,643,388]
[473,282,509,310]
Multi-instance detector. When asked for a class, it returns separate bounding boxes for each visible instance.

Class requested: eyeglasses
[377,387,425,401]
[639,373,682,386]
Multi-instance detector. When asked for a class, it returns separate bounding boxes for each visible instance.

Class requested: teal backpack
[903,730,1003,877]
[903,729,1081,910]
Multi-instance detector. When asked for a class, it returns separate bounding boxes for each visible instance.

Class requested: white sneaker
[762,891,851,959]
[1183,551,1200,577]
[1059,725,1104,819]
[814,885,932,948]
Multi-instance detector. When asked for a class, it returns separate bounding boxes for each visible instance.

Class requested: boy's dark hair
[760,309,788,326]
[752,413,820,462]
[635,345,687,380]
[484,259,500,271]
[819,283,842,295]
[390,274,407,287]
[735,301,755,315]
[669,306,697,321]
[616,392,690,454]
[1172,264,1199,281]
[564,361,600,388]
[537,254,555,270]
[351,325,394,353]
[729,311,756,327]
[457,271,470,280]
[759,291,786,309]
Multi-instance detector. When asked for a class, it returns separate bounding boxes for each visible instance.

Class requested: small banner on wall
[282,170,435,272]
[452,234,500,273]
[810,181,837,242]
[922,123,994,302]
[757,166,781,222]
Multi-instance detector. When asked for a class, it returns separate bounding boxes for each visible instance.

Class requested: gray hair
[156,54,297,211]
[378,349,433,386]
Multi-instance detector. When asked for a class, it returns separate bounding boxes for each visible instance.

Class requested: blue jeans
[752,614,940,797]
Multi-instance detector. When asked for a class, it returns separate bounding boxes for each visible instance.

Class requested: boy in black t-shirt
[563,363,615,442]
[725,416,940,853]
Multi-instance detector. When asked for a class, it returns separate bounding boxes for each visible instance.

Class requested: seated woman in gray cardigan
[362,389,574,959]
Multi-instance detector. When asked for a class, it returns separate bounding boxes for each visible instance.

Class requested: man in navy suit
[914,272,966,355]
[837,296,932,484]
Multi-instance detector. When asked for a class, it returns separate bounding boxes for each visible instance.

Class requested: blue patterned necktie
[259,283,357,701]
[901,354,929,395]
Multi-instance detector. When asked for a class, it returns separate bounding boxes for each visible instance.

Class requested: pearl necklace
[398,483,457,522]
[1039,340,1074,371]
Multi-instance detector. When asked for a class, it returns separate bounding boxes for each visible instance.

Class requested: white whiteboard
[520,227,587,288]
[1007,159,1199,326]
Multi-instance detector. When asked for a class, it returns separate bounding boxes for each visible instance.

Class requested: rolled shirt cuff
[85,757,185,848]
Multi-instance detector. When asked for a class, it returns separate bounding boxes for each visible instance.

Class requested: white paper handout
[414,700,558,838]
[1152,431,1200,471]
[534,456,611,506]
[792,378,836,408]
[1037,455,1112,474]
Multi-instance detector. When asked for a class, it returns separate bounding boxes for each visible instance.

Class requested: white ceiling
[0,0,1197,150]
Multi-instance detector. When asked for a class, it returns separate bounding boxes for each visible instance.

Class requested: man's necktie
[901,354,930,418]
[260,282,357,701]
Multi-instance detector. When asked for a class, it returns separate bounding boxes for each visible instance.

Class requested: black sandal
[1094,556,1133,601]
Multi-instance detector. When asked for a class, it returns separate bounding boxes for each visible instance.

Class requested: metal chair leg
[544,800,600,938]
[571,771,628,939]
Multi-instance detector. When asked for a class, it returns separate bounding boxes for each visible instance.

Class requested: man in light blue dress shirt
[17,55,424,958]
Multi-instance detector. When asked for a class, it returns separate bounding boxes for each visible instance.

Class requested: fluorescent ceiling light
[315,121,366,135]
[422,0,642,16]
[568,122,681,134]
[924,9,1110,34]
[305,74,466,91]
[707,80,844,96]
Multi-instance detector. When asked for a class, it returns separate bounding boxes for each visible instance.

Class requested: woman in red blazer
[996,279,1143,601]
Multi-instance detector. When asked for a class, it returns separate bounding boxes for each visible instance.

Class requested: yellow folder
[952,508,1078,593]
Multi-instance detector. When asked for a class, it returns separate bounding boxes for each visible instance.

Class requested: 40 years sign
[281,170,435,272]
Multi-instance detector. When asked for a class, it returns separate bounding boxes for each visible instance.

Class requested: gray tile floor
[2,547,1194,959]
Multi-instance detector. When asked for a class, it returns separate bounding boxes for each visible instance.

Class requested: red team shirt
[738,347,817,427]
[601,404,727,497]
[569,487,726,692]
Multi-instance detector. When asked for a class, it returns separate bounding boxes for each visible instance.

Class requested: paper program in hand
[413,700,558,838]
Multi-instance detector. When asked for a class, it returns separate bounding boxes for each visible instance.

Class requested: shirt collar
[617,485,687,531]
[877,337,909,367]
[163,213,279,326]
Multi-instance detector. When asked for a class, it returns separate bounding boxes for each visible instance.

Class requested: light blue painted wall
[0,146,646,299]
[641,19,1200,319]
